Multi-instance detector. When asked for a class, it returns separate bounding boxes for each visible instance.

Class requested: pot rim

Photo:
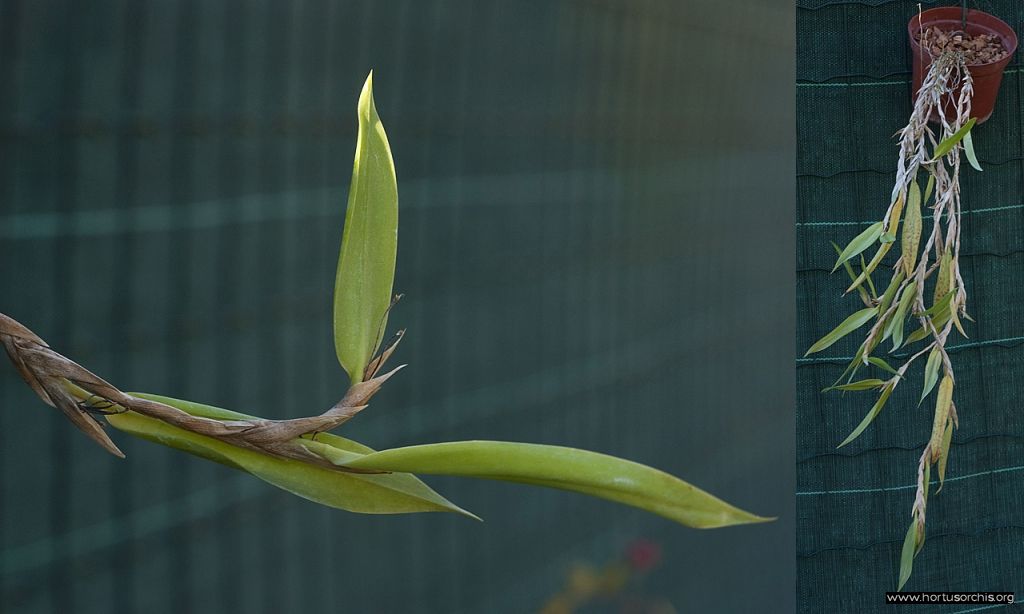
[908,7,1018,69]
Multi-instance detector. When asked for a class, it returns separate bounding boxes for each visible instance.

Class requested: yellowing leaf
[929,376,953,462]
[901,182,922,277]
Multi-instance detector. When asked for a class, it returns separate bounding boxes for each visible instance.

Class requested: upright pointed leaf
[805,307,878,356]
[334,72,400,384]
[340,441,773,529]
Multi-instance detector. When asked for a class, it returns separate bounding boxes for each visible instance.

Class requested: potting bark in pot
[909,8,1018,123]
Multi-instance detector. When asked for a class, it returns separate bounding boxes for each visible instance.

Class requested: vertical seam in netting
[110,1,146,612]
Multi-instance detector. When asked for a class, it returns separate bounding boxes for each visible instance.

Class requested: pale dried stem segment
[0,312,400,472]
[890,52,973,552]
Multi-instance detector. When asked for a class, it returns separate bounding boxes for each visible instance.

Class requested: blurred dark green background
[0,1,794,612]
[798,1,1024,611]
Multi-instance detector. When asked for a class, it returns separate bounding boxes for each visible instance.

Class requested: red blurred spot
[625,539,662,572]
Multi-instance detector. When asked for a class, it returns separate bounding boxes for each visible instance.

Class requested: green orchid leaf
[805,307,879,356]
[898,521,918,591]
[937,417,953,493]
[833,222,883,273]
[868,356,899,376]
[832,242,872,304]
[334,71,400,384]
[105,393,477,520]
[889,280,916,351]
[962,130,983,172]
[837,383,894,448]
[827,378,888,392]
[337,441,772,529]
[920,347,942,404]
[932,117,977,159]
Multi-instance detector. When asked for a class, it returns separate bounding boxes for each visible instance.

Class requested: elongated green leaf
[334,72,400,384]
[962,130,983,172]
[868,356,899,376]
[898,521,918,591]
[833,222,883,273]
[837,383,894,448]
[846,243,890,294]
[339,441,772,529]
[932,117,977,159]
[878,271,905,317]
[920,347,942,404]
[805,307,879,356]
[933,248,952,305]
[104,393,477,519]
[860,254,877,297]
[923,174,935,206]
[828,378,887,392]
[905,311,950,346]
[917,289,954,319]
[889,280,917,351]
[937,417,953,493]
[833,242,872,305]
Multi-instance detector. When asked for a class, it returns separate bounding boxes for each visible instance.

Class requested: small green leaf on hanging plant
[889,280,917,351]
[962,129,983,172]
[837,382,894,448]
[898,520,919,591]
[920,347,942,404]
[868,356,899,376]
[937,417,954,493]
[833,222,883,273]
[825,378,888,393]
[846,243,891,295]
[805,307,879,356]
[833,242,873,304]
[931,117,977,160]
[922,174,934,206]
[334,71,400,384]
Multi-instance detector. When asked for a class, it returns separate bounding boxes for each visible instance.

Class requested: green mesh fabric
[0,1,794,612]
[798,1,1024,611]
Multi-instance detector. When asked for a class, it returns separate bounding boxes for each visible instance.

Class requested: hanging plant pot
[908,8,1017,124]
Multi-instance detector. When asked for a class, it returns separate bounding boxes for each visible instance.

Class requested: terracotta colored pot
[908,8,1018,124]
